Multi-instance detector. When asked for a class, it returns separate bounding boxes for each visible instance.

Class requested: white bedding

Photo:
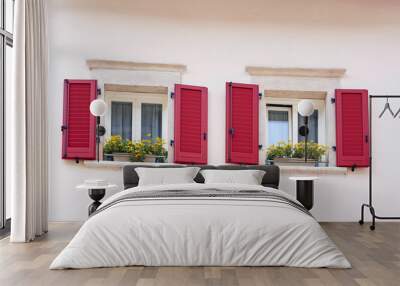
[50,183,350,269]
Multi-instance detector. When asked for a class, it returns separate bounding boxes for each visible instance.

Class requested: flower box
[103,136,168,163]
[144,155,166,163]
[272,157,318,167]
[110,153,131,162]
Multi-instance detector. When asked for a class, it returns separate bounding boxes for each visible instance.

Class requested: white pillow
[136,167,201,186]
[200,169,265,185]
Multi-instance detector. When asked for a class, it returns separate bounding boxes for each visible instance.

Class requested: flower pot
[111,153,132,162]
[144,155,166,163]
[272,157,317,167]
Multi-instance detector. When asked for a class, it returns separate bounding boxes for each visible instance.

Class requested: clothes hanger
[378,98,395,118]
[393,106,400,118]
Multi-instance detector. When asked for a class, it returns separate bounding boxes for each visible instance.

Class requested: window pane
[5,0,14,33]
[141,103,162,142]
[111,102,132,141]
[298,110,318,143]
[268,110,289,145]
[0,37,3,227]
[5,44,12,220]
[6,44,12,102]
[0,1,2,29]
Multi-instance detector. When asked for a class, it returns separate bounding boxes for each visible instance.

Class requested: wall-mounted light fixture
[90,99,107,162]
[298,100,315,163]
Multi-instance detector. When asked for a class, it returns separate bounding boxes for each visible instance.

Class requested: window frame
[0,0,14,231]
[266,104,293,146]
[104,91,168,142]
[265,98,326,146]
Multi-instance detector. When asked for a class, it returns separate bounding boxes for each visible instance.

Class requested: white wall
[47,0,400,222]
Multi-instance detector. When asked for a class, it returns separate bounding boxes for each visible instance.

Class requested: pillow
[136,167,201,186]
[200,169,265,185]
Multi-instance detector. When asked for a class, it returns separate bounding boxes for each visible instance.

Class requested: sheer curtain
[141,103,162,142]
[111,102,132,140]
[298,111,319,143]
[268,110,289,145]
[10,0,48,242]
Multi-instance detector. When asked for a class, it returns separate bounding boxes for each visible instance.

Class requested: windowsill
[279,165,347,175]
[83,160,348,175]
[83,160,181,168]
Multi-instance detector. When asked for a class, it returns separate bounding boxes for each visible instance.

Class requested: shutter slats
[226,82,259,164]
[174,84,208,164]
[62,80,97,160]
[335,89,370,167]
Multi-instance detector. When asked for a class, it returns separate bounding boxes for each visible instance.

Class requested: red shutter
[226,82,259,165]
[62,80,97,160]
[174,84,208,164]
[335,89,370,167]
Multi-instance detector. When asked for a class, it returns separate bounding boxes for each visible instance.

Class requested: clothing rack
[359,94,400,230]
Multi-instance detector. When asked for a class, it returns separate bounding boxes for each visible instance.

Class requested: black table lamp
[90,99,107,162]
[298,100,315,163]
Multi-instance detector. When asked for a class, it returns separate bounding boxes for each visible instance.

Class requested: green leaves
[267,141,328,161]
[103,136,168,162]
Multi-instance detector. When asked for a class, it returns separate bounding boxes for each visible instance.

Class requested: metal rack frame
[359,95,400,230]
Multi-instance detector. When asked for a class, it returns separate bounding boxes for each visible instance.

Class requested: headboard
[123,164,280,189]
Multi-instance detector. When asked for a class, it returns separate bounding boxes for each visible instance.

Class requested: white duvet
[50,183,350,269]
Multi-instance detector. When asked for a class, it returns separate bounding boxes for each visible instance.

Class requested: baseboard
[48,220,85,224]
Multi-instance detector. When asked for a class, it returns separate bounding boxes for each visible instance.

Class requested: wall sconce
[90,99,107,162]
[298,100,315,163]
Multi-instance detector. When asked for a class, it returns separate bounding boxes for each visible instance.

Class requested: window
[1,0,14,232]
[105,91,167,143]
[141,103,162,141]
[5,0,13,33]
[111,102,132,140]
[298,110,318,143]
[265,99,325,147]
[266,105,292,146]
[111,102,164,142]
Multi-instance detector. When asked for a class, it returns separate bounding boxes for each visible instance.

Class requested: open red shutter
[62,80,97,160]
[335,89,370,167]
[174,84,208,164]
[226,82,259,165]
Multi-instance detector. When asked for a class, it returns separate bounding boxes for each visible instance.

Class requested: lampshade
[90,99,107,117]
[298,100,315,117]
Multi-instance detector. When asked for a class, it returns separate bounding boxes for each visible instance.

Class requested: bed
[50,165,350,269]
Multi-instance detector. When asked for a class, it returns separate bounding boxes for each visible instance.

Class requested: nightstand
[76,180,117,216]
[289,177,318,210]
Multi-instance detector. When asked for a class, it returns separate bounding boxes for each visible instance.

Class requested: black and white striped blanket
[92,189,311,217]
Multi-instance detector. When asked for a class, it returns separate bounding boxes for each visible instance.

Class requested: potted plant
[266,141,328,166]
[131,140,147,162]
[143,137,168,163]
[103,136,168,163]
[103,136,133,162]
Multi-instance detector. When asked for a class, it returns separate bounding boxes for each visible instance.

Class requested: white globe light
[298,100,315,117]
[90,99,107,117]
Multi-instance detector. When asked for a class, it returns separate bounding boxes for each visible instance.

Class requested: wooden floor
[0,222,399,286]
